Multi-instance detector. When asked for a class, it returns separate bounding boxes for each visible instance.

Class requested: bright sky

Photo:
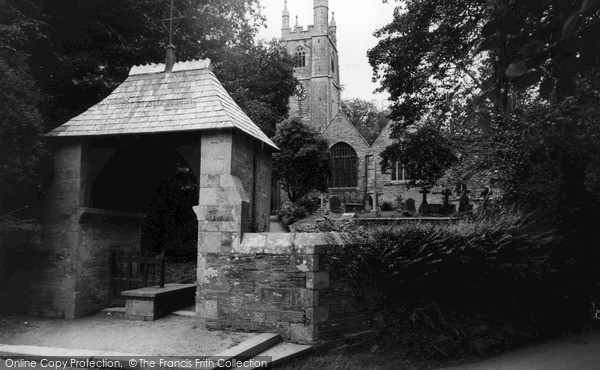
[256,0,398,109]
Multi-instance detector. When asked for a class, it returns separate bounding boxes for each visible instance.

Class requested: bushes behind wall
[326,210,571,359]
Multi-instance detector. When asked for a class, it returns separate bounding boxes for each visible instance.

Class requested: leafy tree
[341,98,389,145]
[371,0,600,331]
[272,118,331,203]
[368,0,487,134]
[27,0,289,133]
[0,0,47,214]
[380,125,457,190]
[369,0,600,210]
[214,40,296,138]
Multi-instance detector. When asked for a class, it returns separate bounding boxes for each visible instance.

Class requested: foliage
[369,0,600,130]
[380,126,458,190]
[295,197,320,215]
[371,2,600,331]
[277,197,320,227]
[379,201,395,212]
[326,210,560,359]
[212,40,296,138]
[33,0,267,130]
[272,118,331,202]
[0,0,47,214]
[276,201,308,227]
[341,98,390,145]
[368,0,487,132]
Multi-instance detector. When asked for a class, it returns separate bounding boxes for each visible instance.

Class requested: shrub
[277,197,322,227]
[327,210,558,359]
[277,201,308,226]
[380,201,395,211]
[296,197,320,214]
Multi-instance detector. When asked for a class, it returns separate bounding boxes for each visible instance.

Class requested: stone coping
[121,283,196,298]
[78,207,146,224]
[354,217,459,222]
[237,233,346,255]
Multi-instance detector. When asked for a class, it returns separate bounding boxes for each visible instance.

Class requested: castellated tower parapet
[281,0,341,134]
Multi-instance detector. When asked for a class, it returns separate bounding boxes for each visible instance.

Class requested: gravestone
[459,188,473,212]
[363,194,373,212]
[396,196,404,211]
[440,188,455,215]
[330,196,343,213]
[418,187,431,215]
[404,198,416,213]
[428,204,442,214]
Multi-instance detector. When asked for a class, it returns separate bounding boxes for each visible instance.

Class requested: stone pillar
[38,140,86,319]
[195,131,250,327]
[39,140,146,319]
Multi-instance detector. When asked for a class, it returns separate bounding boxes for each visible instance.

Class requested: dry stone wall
[196,232,370,344]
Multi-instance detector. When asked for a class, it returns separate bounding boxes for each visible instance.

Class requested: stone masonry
[196,232,370,344]
[36,140,145,318]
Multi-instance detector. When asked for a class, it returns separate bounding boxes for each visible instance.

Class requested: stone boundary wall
[197,232,370,344]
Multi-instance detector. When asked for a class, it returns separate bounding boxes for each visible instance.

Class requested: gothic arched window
[294,46,306,68]
[329,142,358,188]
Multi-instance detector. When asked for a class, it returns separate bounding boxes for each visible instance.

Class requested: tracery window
[329,142,358,188]
[294,46,306,68]
[390,160,413,182]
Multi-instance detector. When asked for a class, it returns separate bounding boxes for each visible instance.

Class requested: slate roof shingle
[46,59,278,150]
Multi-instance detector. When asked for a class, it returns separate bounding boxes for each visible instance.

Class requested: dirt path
[444,330,600,369]
[0,313,254,356]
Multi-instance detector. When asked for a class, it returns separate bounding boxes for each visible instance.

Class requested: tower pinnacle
[282,0,290,30]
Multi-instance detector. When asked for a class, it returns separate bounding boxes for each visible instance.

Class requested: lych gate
[38,59,276,319]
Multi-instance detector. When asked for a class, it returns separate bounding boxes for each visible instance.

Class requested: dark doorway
[91,142,198,261]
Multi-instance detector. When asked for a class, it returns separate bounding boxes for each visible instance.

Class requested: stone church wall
[323,113,371,202]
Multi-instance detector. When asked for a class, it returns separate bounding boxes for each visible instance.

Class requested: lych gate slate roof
[46,59,278,150]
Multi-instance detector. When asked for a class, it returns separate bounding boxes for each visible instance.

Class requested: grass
[273,346,461,370]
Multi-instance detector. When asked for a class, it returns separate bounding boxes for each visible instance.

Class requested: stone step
[210,333,281,365]
[230,342,313,370]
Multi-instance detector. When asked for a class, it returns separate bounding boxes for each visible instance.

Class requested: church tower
[281,0,341,133]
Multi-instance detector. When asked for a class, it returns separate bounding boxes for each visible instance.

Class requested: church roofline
[371,120,394,148]
[324,109,371,148]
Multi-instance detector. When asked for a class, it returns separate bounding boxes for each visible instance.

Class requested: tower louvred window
[295,46,306,68]
[329,142,358,188]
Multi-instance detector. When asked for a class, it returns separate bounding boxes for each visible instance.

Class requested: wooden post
[126,251,133,290]
[143,252,149,287]
[160,250,166,288]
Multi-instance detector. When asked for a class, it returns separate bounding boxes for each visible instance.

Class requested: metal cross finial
[168,0,174,45]
[160,0,185,46]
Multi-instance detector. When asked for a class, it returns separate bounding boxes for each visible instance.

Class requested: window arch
[294,46,306,68]
[329,142,358,188]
